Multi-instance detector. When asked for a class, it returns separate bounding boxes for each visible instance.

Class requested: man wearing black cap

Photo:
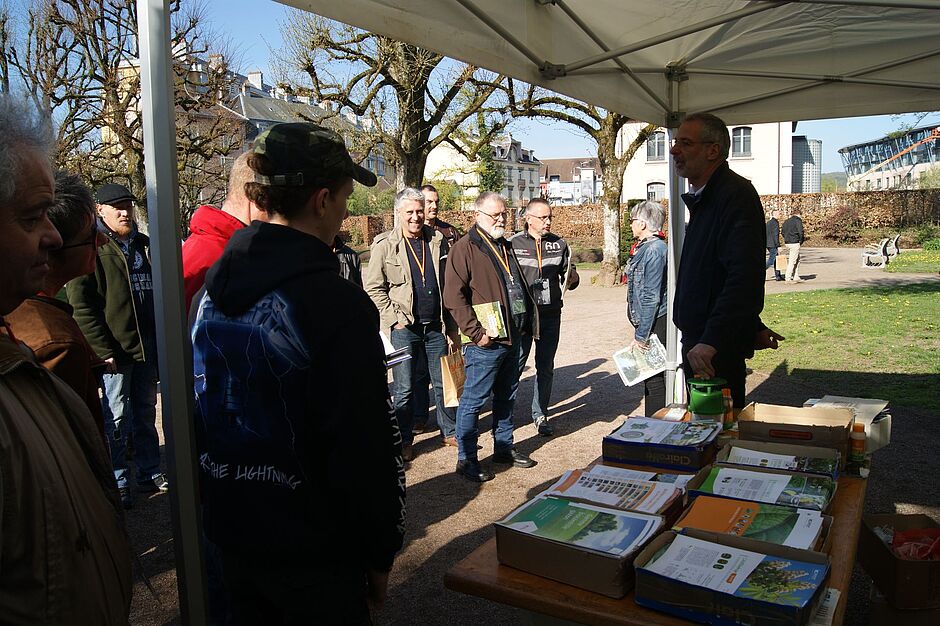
[67,182,166,509]
[191,123,405,624]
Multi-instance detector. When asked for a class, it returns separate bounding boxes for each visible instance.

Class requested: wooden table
[444,473,867,626]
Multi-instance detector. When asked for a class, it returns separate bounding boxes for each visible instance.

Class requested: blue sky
[211,0,939,173]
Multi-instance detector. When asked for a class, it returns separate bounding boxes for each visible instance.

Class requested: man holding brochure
[444,192,539,482]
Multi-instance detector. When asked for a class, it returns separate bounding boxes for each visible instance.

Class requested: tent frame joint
[539,61,566,79]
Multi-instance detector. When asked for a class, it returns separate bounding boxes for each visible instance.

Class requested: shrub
[914,225,939,246]
[923,238,940,251]
[821,205,861,243]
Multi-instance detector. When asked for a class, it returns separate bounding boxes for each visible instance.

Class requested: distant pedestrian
[782,208,805,283]
[511,198,579,435]
[625,201,668,415]
[765,209,784,281]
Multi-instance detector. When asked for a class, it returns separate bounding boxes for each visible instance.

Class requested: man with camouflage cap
[191,122,406,624]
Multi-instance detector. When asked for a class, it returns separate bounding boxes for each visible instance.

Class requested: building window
[876,178,882,189]
[647,132,666,161]
[732,127,752,157]
[647,182,665,201]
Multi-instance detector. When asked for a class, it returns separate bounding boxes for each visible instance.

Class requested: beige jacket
[0,332,132,625]
[365,225,454,333]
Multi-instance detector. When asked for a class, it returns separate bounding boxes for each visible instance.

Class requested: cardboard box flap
[739,403,854,427]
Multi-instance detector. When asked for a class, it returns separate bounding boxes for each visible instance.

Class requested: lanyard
[535,238,543,279]
[476,227,513,283]
[404,234,428,285]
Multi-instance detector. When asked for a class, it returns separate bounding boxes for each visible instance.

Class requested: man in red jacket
[182,152,267,313]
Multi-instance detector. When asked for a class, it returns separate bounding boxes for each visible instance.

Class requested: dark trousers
[681,341,747,408]
[644,315,668,415]
[766,246,782,279]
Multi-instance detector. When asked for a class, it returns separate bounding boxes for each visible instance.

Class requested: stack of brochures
[544,466,683,520]
[674,495,826,550]
[692,467,836,512]
[380,332,412,369]
[637,533,829,624]
[724,444,839,478]
[603,417,721,470]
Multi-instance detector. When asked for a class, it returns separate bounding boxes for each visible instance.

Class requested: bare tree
[273,12,508,190]
[504,80,655,285]
[1,0,242,232]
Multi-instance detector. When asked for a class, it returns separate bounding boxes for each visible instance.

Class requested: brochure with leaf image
[496,495,663,556]
[726,446,839,476]
[697,467,836,512]
[674,495,825,549]
[642,534,828,607]
[609,417,720,448]
[458,301,507,344]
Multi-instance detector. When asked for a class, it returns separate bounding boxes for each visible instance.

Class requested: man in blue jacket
[671,113,784,407]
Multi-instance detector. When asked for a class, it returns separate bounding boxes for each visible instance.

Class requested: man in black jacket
[782,209,806,283]
[766,209,784,281]
[671,113,783,407]
[191,122,405,624]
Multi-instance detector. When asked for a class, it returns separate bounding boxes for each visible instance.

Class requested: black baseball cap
[251,122,377,188]
[96,183,137,205]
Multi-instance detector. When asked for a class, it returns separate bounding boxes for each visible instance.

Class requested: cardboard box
[812,395,891,454]
[715,440,841,479]
[737,403,854,469]
[686,464,837,514]
[494,497,665,598]
[602,420,720,471]
[858,513,940,609]
[634,529,830,626]
[869,584,940,625]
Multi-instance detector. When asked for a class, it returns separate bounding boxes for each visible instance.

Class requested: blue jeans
[766,246,782,278]
[391,324,456,442]
[518,313,561,421]
[455,341,523,462]
[101,359,161,487]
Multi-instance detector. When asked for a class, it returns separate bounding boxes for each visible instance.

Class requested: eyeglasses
[670,138,715,149]
[528,214,552,222]
[59,221,99,251]
[476,209,506,221]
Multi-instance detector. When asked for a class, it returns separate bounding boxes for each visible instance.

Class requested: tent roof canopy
[278,0,940,127]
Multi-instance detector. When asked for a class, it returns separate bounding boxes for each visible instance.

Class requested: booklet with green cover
[459,301,507,343]
[696,467,835,512]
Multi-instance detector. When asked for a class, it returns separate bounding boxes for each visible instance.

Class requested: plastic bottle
[849,422,867,476]
[721,388,734,430]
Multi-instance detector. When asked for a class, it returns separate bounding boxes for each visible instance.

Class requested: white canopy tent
[134,1,940,622]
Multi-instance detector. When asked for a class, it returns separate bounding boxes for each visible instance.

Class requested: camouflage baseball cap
[251,122,377,188]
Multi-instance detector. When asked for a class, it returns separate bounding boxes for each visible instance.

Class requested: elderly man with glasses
[443,191,539,482]
[510,198,579,436]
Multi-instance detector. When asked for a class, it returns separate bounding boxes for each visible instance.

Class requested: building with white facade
[840,124,940,191]
[792,136,823,193]
[539,158,603,204]
[618,121,796,201]
[425,134,541,207]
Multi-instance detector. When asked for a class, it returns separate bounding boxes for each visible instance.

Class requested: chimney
[247,70,264,91]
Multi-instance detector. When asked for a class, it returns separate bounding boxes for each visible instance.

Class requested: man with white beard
[443,192,539,482]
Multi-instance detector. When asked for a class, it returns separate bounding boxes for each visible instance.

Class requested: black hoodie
[192,222,405,572]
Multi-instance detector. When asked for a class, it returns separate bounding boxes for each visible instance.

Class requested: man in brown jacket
[443,192,539,482]
[0,95,131,624]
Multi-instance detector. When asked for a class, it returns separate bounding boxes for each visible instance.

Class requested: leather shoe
[401,444,414,462]
[456,460,494,482]
[492,449,537,468]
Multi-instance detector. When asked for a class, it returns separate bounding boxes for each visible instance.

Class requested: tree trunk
[596,196,622,286]
[395,152,427,190]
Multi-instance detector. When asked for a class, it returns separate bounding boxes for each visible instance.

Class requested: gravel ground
[126,248,940,625]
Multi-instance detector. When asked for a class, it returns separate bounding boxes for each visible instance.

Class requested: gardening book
[642,534,828,607]
[588,465,695,492]
[612,335,667,386]
[496,495,662,555]
[726,445,839,476]
[458,301,507,343]
[674,495,825,550]
[609,417,720,447]
[696,467,836,512]
[545,469,682,515]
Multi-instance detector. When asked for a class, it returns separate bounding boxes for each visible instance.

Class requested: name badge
[507,282,527,315]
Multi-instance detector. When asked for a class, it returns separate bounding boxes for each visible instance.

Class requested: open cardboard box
[686,464,837,514]
[634,529,830,626]
[737,403,853,469]
[715,440,841,479]
[812,395,891,454]
[869,584,940,625]
[858,513,940,609]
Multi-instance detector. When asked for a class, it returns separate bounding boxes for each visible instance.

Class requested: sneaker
[534,416,554,437]
[119,486,134,510]
[138,473,170,493]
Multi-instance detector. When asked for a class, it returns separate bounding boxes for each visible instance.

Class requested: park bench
[860,233,901,268]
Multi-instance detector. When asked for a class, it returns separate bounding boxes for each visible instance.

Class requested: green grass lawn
[885,249,940,273]
[750,283,940,413]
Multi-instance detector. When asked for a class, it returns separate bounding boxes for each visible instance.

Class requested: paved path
[128,248,938,625]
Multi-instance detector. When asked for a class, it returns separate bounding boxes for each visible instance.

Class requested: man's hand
[687,343,717,379]
[104,357,117,375]
[754,328,785,350]
[476,333,494,348]
[366,569,390,617]
[567,267,580,290]
[446,331,460,350]
[629,337,650,352]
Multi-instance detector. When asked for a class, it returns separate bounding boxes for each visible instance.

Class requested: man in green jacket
[67,183,166,509]
[365,187,457,461]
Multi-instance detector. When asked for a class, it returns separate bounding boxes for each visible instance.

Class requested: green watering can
[687,377,727,419]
